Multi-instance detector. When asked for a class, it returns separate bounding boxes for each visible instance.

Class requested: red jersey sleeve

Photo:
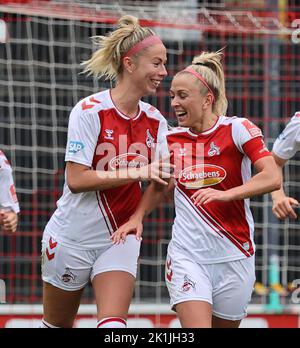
[242,137,271,164]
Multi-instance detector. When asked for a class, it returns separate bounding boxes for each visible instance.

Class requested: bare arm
[131,178,175,220]
[271,152,299,219]
[66,158,173,193]
[192,156,281,205]
[110,178,175,244]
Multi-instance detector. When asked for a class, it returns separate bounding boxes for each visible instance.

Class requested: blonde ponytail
[81,15,155,81]
[186,50,228,115]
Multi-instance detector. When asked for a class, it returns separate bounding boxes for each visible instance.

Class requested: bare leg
[212,315,241,328]
[175,300,212,328]
[43,281,84,328]
[92,271,135,321]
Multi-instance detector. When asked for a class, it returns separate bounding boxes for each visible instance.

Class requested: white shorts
[41,233,141,291]
[165,243,256,321]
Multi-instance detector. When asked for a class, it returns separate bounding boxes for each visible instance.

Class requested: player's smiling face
[169,73,208,129]
[132,43,167,96]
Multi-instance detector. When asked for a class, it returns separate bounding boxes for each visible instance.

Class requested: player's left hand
[0,210,18,233]
[191,188,233,206]
[272,196,299,219]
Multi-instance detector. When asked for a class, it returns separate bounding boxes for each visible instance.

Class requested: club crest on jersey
[181,275,195,292]
[109,153,149,170]
[179,164,227,189]
[104,129,114,140]
[10,185,18,203]
[146,129,155,148]
[61,268,77,283]
[208,142,220,157]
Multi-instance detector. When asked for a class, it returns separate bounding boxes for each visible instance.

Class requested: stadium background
[0,0,300,327]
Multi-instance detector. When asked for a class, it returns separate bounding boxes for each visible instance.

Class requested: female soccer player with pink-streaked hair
[112,50,280,328]
[40,15,172,329]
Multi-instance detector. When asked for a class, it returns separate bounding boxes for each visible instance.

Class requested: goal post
[0,1,300,327]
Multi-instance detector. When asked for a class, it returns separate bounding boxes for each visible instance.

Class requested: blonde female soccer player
[41,15,172,328]
[112,50,280,328]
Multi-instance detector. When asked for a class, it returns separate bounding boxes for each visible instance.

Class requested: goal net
[0,0,300,327]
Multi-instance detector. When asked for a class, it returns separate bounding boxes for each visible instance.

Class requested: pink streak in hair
[123,35,163,58]
[183,67,215,102]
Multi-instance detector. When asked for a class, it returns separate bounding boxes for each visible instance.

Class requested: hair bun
[117,15,140,29]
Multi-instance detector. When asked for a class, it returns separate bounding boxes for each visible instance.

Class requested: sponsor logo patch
[68,141,85,154]
[178,164,226,189]
[104,129,114,140]
[109,153,149,170]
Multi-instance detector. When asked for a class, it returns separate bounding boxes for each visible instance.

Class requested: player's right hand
[136,155,174,186]
[272,196,299,219]
[110,216,143,245]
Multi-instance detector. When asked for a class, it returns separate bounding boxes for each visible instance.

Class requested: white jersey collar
[108,89,142,121]
[187,115,223,137]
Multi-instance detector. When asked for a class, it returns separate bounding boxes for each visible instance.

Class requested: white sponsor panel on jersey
[109,153,149,170]
[178,164,227,189]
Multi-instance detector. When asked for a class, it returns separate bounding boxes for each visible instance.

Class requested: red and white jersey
[0,150,20,213]
[167,116,271,263]
[273,111,300,160]
[44,89,168,249]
